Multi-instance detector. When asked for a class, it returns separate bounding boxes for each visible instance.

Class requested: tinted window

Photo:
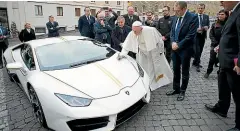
[35,40,116,71]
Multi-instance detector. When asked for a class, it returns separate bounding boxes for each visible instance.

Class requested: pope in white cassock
[117,21,173,91]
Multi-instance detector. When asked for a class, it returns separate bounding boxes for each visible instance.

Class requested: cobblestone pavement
[0,31,236,131]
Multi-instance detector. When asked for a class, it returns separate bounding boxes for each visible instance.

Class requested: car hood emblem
[125,91,130,95]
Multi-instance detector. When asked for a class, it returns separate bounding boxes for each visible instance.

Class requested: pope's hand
[117,53,125,60]
[233,66,240,75]
[172,42,179,50]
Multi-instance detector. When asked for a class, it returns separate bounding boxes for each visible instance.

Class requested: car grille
[67,116,109,131]
[116,100,146,126]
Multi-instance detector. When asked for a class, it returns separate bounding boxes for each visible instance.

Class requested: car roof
[26,36,89,48]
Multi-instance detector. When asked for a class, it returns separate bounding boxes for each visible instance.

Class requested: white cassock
[120,26,173,91]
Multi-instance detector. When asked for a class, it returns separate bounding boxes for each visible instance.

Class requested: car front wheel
[3,57,14,82]
[28,86,48,128]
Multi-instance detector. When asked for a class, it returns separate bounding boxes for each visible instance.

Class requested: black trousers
[215,68,240,129]
[206,49,218,74]
[193,33,206,66]
[164,40,172,64]
[172,49,193,92]
[0,41,8,65]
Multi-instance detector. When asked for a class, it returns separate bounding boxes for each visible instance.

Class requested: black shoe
[204,73,209,78]
[205,104,227,117]
[166,90,180,96]
[226,128,240,131]
[196,66,200,72]
[177,92,185,101]
[0,64,3,69]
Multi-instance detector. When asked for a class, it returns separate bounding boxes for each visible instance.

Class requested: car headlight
[137,63,144,77]
[55,93,92,107]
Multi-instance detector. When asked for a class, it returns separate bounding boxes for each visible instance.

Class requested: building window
[117,1,121,5]
[142,5,146,12]
[134,7,138,12]
[35,5,43,16]
[155,5,158,12]
[117,11,121,15]
[35,27,46,33]
[105,1,109,4]
[75,8,81,16]
[57,7,63,16]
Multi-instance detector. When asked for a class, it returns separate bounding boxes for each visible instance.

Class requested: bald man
[122,6,141,27]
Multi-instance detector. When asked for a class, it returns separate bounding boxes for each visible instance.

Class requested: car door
[16,44,36,93]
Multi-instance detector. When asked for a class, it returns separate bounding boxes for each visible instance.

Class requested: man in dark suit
[19,22,36,42]
[78,7,95,39]
[205,1,240,131]
[122,6,140,28]
[122,6,140,59]
[166,1,198,101]
[0,24,10,68]
[192,3,210,72]
[46,15,59,37]
[111,16,131,52]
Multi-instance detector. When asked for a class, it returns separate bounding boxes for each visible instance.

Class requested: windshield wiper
[69,58,106,68]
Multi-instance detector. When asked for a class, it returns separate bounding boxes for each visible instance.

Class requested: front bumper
[40,80,151,131]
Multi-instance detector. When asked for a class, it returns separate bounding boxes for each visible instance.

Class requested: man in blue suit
[166,1,198,101]
[0,23,10,68]
[46,15,60,37]
[192,3,210,72]
[78,7,95,39]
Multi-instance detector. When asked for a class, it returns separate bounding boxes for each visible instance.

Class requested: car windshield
[35,39,116,71]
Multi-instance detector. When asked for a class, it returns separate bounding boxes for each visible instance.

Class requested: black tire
[28,86,48,128]
[3,57,14,82]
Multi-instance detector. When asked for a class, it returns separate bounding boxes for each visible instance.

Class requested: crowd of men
[0,1,239,131]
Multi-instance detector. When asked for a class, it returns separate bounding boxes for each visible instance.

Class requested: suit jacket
[170,11,198,56]
[219,3,240,68]
[122,14,140,27]
[157,16,174,41]
[111,25,131,51]
[46,21,59,37]
[94,21,112,44]
[78,15,95,38]
[19,28,36,42]
[0,26,10,48]
[197,14,210,38]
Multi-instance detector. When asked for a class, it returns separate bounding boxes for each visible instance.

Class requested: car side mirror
[6,62,23,70]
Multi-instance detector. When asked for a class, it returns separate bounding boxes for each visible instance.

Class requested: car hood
[44,55,140,99]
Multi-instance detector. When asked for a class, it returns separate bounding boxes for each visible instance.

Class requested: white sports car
[3,36,151,131]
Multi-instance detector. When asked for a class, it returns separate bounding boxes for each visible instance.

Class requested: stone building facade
[130,1,222,17]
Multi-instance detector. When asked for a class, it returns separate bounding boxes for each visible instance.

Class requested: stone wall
[131,1,222,16]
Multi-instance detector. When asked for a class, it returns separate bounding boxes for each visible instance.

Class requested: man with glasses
[192,3,210,72]
[94,12,112,44]
[145,11,154,27]
[166,1,198,101]
[111,16,131,52]
[78,7,95,39]
[156,6,173,64]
